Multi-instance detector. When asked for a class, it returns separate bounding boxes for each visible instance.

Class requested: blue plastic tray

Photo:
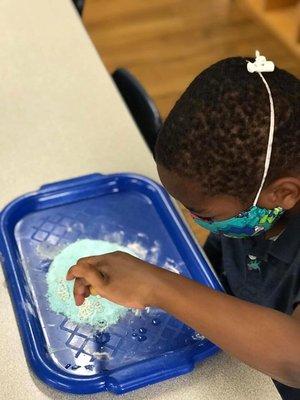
[0,173,222,395]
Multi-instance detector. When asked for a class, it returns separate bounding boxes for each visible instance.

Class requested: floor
[83,0,300,244]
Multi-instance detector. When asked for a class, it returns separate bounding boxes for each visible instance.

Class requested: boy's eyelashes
[192,213,214,221]
[188,208,215,221]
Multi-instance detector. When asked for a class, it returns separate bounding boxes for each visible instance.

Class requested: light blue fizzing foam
[46,239,135,329]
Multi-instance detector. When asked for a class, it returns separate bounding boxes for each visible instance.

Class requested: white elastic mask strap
[247,51,276,207]
[252,72,275,206]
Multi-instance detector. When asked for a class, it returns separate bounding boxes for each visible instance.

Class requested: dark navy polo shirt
[203,213,300,399]
[204,213,300,314]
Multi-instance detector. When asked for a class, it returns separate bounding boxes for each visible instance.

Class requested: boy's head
[155,56,300,221]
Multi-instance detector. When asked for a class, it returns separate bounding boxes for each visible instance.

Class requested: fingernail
[75,295,84,306]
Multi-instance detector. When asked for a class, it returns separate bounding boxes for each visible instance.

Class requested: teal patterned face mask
[191,206,284,238]
[191,51,284,239]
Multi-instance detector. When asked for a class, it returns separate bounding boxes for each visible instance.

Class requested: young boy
[67,54,300,399]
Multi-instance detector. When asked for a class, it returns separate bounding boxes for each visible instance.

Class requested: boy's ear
[261,177,300,210]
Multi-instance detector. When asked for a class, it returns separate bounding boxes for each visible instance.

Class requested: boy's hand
[66,251,300,387]
[66,251,168,308]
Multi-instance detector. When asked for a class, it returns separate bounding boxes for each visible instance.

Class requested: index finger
[66,265,79,281]
[66,260,94,280]
[66,263,106,289]
[76,254,109,266]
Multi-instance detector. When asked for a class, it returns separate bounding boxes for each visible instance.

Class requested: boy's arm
[156,270,300,388]
[67,252,300,388]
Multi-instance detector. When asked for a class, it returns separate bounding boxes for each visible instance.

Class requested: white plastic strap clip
[247,50,275,73]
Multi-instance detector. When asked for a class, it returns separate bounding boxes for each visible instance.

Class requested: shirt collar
[267,213,300,264]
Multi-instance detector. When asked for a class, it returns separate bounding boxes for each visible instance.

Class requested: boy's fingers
[67,263,106,305]
[89,286,98,295]
[66,261,94,280]
[66,265,78,280]
[84,286,91,298]
[72,262,106,287]
[74,255,109,271]
[66,261,105,280]
[73,277,87,306]
[76,255,104,264]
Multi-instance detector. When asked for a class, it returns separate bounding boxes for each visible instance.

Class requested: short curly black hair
[155,57,300,202]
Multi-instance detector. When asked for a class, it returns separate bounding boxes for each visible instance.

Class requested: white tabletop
[0,1,280,399]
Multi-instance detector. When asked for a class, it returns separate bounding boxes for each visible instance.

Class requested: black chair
[72,0,84,16]
[112,68,163,156]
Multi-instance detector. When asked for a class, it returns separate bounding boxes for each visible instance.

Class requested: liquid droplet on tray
[152,318,161,326]
[137,335,147,342]
[192,332,205,341]
[94,332,110,344]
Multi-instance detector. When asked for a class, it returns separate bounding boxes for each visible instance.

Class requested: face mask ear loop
[246,51,275,207]
[252,72,275,206]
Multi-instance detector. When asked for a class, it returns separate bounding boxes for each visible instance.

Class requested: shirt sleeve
[293,286,300,311]
[292,255,300,312]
